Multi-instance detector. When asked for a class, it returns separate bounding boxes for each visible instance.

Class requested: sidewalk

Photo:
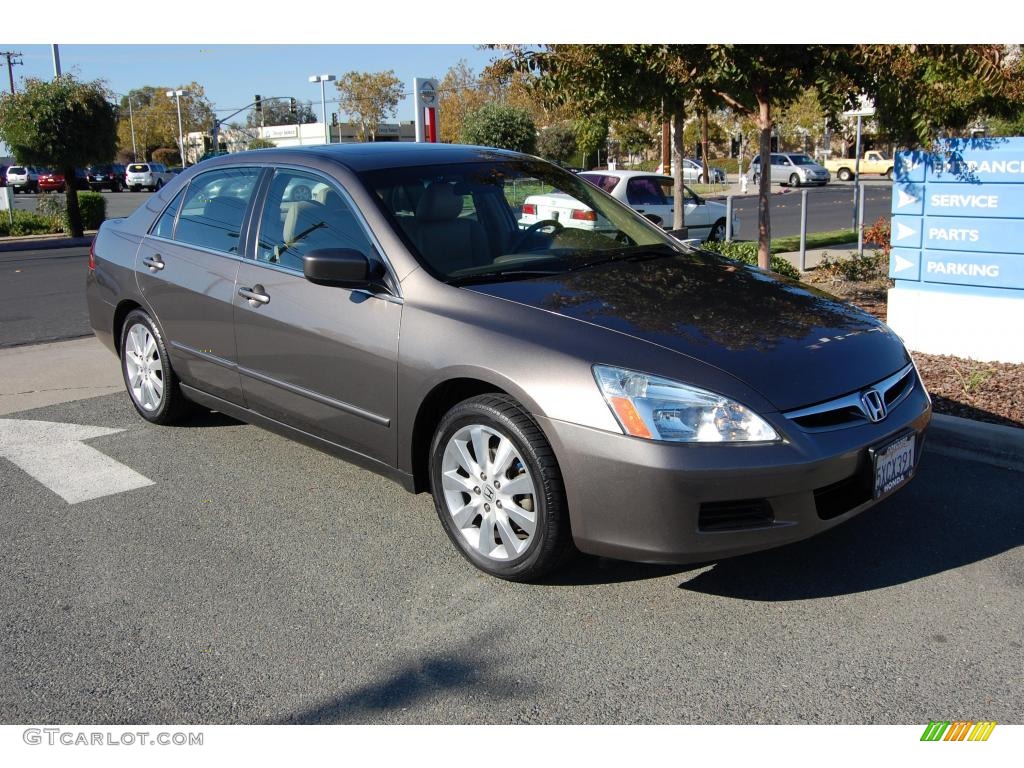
[774,243,863,272]
[0,232,96,252]
[0,337,122,416]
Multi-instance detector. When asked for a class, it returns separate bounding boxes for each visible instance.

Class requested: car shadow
[544,450,1023,598]
[175,408,243,429]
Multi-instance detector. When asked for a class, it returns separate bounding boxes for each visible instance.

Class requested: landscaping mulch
[813,279,1024,429]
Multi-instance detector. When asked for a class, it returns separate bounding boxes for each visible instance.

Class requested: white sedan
[519,170,738,242]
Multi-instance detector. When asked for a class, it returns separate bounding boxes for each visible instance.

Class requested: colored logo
[920,720,996,742]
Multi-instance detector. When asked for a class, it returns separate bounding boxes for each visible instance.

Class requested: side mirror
[303,248,384,288]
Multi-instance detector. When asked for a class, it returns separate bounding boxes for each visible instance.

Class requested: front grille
[784,363,916,432]
[698,499,775,532]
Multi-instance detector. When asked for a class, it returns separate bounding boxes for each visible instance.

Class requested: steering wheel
[512,219,564,251]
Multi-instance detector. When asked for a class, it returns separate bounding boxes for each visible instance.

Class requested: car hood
[467,250,909,411]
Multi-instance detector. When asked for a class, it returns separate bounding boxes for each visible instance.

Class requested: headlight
[593,365,779,443]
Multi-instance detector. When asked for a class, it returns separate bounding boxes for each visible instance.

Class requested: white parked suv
[125,162,173,192]
[519,170,738,242]
[5,166,40,193]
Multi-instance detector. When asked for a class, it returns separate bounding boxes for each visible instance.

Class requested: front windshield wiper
[448,269,562,287]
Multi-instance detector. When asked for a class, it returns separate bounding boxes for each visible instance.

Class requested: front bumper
[537,382,931,564]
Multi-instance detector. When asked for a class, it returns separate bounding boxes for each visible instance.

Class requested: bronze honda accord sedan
[86,144,931,581]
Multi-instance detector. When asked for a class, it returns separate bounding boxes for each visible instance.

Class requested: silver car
[749,153,831,187]
[86,144,930,581]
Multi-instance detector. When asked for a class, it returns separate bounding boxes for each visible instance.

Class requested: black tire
[708,218,727,242]
[155,180,163,190]
[119,309,193,425]
[428,394,574,582]
[698,173,706,184]
[884,167,893,180]
[789,173,801,187]
[752,172,760,185]
[838,168,853,182]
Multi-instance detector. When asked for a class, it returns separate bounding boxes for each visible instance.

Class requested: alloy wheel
[440,424,538,561]
[123,322,165,412]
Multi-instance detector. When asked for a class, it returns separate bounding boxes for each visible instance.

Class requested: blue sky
[5,44,498,124]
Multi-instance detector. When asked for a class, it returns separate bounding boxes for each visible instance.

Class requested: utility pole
[51,44,61,77]
[1,51,23,94]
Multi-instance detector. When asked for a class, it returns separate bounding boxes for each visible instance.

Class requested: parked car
[86,144,930,581]
[748,153,831,187]
[684,157,727,184]
[38,168,89,193]
[0,165,8,187]
[5,165,40,193]
[521,170,737,241]
[125,162,173,192]
[87,164,127,192]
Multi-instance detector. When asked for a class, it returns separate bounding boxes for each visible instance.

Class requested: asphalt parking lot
[1,384,1021,724]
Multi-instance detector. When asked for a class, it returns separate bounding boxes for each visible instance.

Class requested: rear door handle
[142,255,165,271]
[238,285,270,306]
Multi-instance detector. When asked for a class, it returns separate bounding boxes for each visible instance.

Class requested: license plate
[871,433,916,498]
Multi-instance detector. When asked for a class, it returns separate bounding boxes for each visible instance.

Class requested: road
[0,391,1020,724]
[0,246,92,348]
[710,181,892,239]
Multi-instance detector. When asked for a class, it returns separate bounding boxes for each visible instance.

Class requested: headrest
[416,182,463,222]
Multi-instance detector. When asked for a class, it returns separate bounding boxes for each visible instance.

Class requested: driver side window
[254,170,374,273]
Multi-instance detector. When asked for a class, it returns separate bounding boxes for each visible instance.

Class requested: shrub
[699,239,801,279]
[862,216,891,258]
[816,250,889,283]
[28,190,106,233]
[0,210,63,237]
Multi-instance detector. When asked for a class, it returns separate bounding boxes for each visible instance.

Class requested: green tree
[537,123,577,164]
[247,137,276,149]
[246,97,317,128]
[574,115,609,168]
[613,118,656,159]
[438,59,488,144]
[335,70,403,141]
[0,75,117,237]
[116,83,214,162]
[461,103,537,154]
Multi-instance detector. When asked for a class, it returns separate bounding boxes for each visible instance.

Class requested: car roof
[195,143,528,174]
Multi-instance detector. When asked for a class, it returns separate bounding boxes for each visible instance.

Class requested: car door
[770,153,792,183]
[135,166,262,405]
[232,167,401,465]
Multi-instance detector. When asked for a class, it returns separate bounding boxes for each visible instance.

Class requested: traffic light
[331,112,338,126]
[254,94,262,113]
[289,98,297,114]
[730,137,741,158]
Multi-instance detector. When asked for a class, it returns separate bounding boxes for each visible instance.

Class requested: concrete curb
[0,234,95,252]
[926,413,1024,471]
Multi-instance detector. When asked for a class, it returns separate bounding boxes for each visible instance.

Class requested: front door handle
[238,285,270,307]
[142,254,165,271]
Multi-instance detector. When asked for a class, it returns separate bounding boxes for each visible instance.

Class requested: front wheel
[708,218,727,242]
[120,309,193,424]
[789,173,801,187]
[429,394,573,581]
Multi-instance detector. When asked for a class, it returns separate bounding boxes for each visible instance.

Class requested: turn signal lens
[608,396,653,439]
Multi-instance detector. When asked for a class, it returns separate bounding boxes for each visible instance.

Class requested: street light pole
[308,74,336,145]
[128,96,137,161]
[166,89,186,166]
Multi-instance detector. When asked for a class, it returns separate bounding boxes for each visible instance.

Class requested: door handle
[142,255,165,271]
[238,285,270,306]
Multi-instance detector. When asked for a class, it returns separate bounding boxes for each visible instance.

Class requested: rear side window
[254,169,374,273]
[579,174,619,194]
[151,187,187,239]
[173,168,260,254]
[625,177,667,206]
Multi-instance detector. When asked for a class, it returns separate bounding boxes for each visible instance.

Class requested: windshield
[788,155,817,165]
[360,159,679,284]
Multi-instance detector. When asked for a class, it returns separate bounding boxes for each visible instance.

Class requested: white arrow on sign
[0,418,153,504]
[894,221,917,241]
[896,189,919,209]
[892,253,915,273]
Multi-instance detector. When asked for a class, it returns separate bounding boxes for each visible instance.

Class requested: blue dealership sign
[891,138,1024,286]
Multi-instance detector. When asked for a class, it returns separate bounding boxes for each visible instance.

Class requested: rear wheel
[429,394,573,581]
[119,310,193,425]
[837,168,853,182]
[884,167,893,180]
